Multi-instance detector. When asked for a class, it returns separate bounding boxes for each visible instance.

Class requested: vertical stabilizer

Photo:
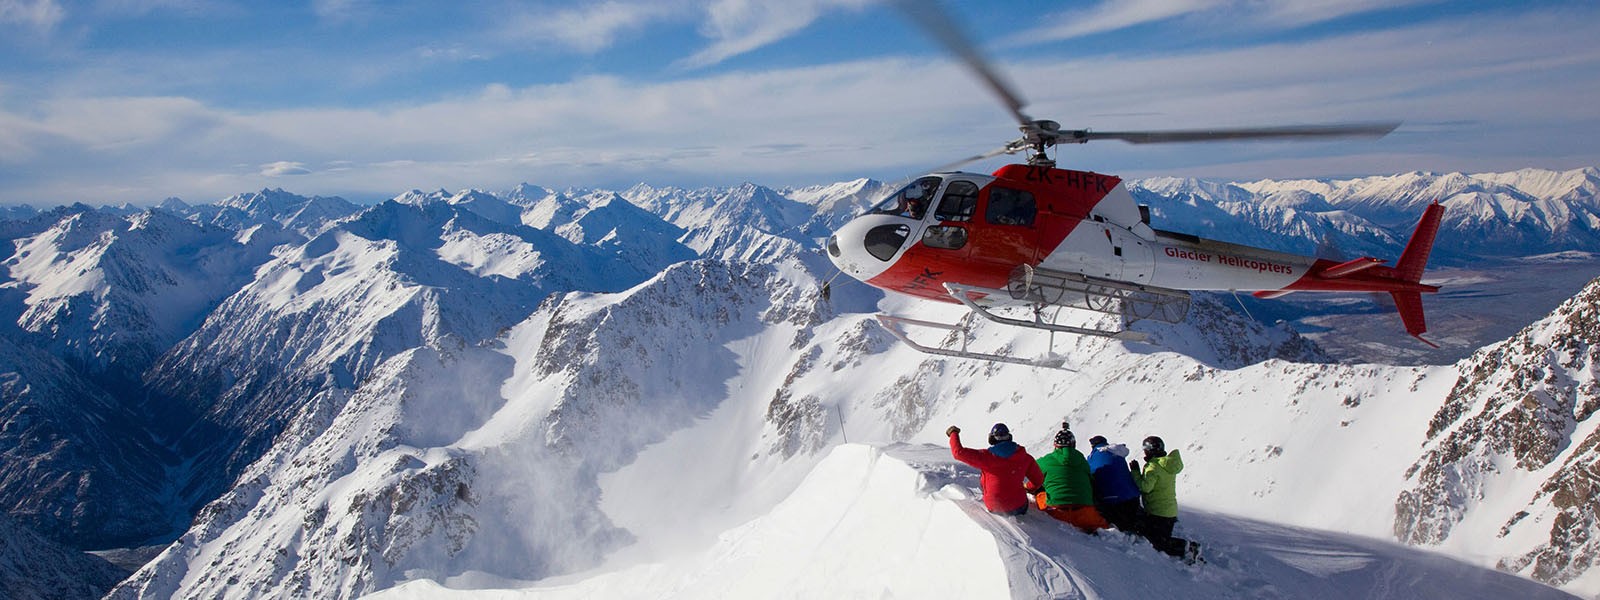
[1391,291,1438,348]
[1396,202,1444,283]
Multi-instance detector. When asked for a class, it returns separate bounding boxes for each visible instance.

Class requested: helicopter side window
[868,176,942,220]
[934,181,978,222]
[923,225,967,250]
[986,187,1036,226]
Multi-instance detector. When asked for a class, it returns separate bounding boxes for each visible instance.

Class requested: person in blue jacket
[1086,435,1143,533]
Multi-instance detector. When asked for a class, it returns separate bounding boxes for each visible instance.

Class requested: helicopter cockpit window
[934,181,979,222]
[863,224,911,261]
[868,176,943,220]
[986,187,1036,226]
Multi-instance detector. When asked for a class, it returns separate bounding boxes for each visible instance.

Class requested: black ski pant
[1096,499,1143,533]
[1141,514,1198,560]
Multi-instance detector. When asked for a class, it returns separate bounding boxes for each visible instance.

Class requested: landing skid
[875,313,1077,370]
[873,270,1193,369]
[944,283,1150,342]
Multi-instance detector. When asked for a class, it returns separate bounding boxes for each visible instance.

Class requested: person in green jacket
[1130,435,1200,562]
[1029,425,1110,533]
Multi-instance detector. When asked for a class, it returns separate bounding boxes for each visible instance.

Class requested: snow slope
[373,444,1572,600]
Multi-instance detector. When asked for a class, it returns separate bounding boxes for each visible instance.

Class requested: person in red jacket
[947,423,1045,516]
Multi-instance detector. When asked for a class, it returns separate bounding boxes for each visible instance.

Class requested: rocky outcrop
[1395,276,1600,589]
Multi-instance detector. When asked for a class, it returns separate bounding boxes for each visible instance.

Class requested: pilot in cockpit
[869,176,942,221]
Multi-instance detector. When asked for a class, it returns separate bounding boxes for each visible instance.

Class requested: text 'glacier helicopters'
[824,1,1443,368]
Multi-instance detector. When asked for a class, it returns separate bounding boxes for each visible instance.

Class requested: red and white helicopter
[825,1,1442,368]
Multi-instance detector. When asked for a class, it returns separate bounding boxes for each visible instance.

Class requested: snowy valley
[0,167,1598,599]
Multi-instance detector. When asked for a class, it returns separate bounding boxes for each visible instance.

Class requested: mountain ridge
[0,166,1597,598]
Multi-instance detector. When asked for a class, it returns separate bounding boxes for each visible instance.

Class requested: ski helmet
[1142,436,1166,457]
[988,423,1013,445]
[1088,435,1108,447]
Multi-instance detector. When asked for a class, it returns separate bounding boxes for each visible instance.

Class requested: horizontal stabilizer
[1318,257,1385,279]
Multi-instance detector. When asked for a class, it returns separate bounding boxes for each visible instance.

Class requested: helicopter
[824,1,1442,368]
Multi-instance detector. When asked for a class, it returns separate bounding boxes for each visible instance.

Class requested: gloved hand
[1025,485,1043,495]
[945,425,961,437]
[1128,460,1139,472]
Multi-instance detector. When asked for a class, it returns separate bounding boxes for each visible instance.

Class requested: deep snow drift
[372,444,1571,600]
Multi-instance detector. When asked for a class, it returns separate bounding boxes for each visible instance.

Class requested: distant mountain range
[0,166,1596,599]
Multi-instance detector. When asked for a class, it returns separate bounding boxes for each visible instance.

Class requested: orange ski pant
[1036,493,1111,533]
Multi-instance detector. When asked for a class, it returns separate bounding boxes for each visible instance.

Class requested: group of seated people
[947,421,1199,562]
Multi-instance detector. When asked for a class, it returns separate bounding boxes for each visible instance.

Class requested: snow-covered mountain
[0,205,37,222]
[0,334,173,549]
[1136,167,1600,261]
[0,511,127,600]
[3,166,1600,599]
[138,192,690,530]
[1396,276,1600,591]
[622,182,816,261]
[0,205,278,380]
[179,188,361,241]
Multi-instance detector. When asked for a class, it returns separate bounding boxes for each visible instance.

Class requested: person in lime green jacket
[1130,436,1199,562]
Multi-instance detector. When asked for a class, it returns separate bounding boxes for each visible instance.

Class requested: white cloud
[260,161,311,176]
[677,0,874,70]
[92,0,215,18]
[32,96,221,150]
[1251,0,1443,29]
[0,0,65,31]
[1011,0,1442,45]
[499,1,684,54]
[311,0,372,23]
[1,8,1596,205]
[1011,0,1220,44]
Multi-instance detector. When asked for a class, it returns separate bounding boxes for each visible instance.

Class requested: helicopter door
[969,185,1040,268]
[920,180,980,256]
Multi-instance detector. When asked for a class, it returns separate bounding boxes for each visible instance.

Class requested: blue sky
[1,0,1597,205]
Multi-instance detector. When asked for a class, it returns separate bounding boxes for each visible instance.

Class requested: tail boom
[1262,202,1445,345]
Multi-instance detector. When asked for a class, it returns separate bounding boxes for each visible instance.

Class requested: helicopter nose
[827,215,911,282]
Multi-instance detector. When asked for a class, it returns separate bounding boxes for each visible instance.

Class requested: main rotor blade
[892,0,1033,129]
[1067,122,1401,145]
[927,141,1026,173]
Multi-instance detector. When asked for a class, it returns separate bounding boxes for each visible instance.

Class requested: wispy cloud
[1010,0,1220,44]
[499,1,684,54]
[1,6,1596,204]
[260,161,310,176]
[92,0,217,18]
[310,0,374,23]
[1250,0,1442,28]
[0,0,65,32]
[675,0,874,70]
[1010,0,1442,45]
